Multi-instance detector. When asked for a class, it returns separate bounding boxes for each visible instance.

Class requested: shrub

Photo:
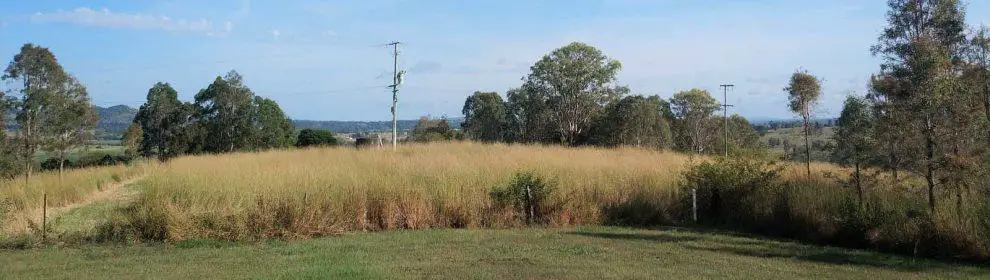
[681,155,782,227]
[40,158,71,171]
[491,171,556,225]
[296,129,337,147]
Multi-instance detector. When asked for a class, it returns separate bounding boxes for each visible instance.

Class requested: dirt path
[47,175,147,218]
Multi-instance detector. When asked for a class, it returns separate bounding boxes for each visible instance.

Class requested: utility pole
[387,42,403,150]
[719,84,735,157]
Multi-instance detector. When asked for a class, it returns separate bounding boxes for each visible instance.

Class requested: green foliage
[490,171,556,225]
[252,96,295,149]
[134,73,294,157]
[2,43,91,177]
[670,89,719,153]
[194,71,256,153]
[784,72,821,118]
[0,142,21,179]
[522,42,627,145]
[711,114,761,153]
[461,91,508,142]
[505,86,555,143]
[43,76,98,174]
[784,71,822,177]
[591,95,673,149]
[832,96,876,203]
[681,155,783,226]
[122,123,142,159]
[0,93,20,179]
[135,82,186,161]
[408,116,457,143]
[295,129,337,147]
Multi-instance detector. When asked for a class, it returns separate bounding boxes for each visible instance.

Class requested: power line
[273,86,388,96]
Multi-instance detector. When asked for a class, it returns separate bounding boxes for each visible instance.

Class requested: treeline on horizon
[456,42,761,153]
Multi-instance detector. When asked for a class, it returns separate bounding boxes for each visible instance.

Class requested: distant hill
[4,105,138,140]
[8,103,464,138]
[94,105,138,140]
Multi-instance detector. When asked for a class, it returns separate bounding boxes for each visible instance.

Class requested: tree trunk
[23,113,33,186]
[803,115,811,178]
[855,160,863,210]
[58,152,65,181]
[984,70,990,144]
[924,114,937,213]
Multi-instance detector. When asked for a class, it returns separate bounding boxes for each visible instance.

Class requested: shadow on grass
[571,227,989,274]
[568,231,699,243]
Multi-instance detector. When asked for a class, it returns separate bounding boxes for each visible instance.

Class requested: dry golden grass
[0,163,148,236]
[128,142,698,240]
[5,143,984,260]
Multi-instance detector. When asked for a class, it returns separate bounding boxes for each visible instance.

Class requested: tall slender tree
[122,122,143,159]
[969,26,990,141]
[43,76,97,176]
[871,0,968,212]
[784,71,822,177]
[833,96,875,209]
[2,43,72,182]
[670,89,719,154]
[0,88,20,179]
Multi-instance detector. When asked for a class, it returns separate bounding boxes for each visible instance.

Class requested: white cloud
[271,29,281,40]
[225,21,234,33]
[30,7,222,35]
[323,30,337,38]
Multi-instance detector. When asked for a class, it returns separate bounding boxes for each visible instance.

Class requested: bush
[296,129,337,147]
[40,158,71,171]
[491,171,556,225]
[681,155,782,227]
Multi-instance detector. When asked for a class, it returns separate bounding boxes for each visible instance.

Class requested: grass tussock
[0,163,148,236]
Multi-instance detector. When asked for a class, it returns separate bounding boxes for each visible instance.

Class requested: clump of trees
[823,0,990,214]
[132,71,296,161]
[460,42,759,153]
[0,44,98,179]
[408,116,459,142]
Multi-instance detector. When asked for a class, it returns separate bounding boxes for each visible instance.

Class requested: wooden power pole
[387,42,403,150]
[720,84,735,157]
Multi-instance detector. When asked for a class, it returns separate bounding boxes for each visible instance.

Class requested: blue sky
[1,1,988,121]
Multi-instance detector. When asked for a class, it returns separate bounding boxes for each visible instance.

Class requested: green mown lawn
[2,227,986,279]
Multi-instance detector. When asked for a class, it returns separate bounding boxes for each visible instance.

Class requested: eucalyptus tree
[784,71,822,177]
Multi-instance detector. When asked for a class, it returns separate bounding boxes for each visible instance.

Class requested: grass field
[32,145,125,164]
[120,143,700,240]
[759,126,834,159]
[2,227,986,279]
[2,142,987,272]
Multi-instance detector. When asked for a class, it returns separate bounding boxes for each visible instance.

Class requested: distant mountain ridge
[52,105,464,138]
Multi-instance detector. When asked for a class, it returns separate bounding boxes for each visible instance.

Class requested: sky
[0,1,988,121]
